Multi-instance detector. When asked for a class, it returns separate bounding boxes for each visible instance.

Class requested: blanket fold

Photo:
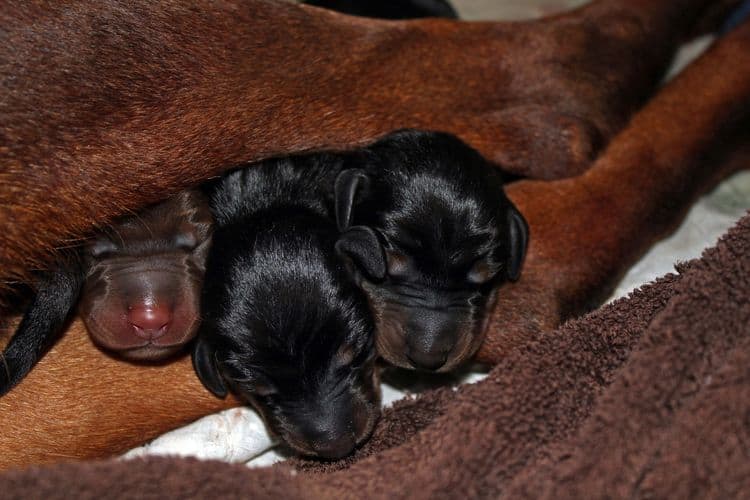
[1,209,747,498]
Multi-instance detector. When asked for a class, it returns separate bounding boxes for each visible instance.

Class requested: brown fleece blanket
[1,207,748,498]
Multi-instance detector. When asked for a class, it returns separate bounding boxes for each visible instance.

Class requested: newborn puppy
[192,157,380,459]
[80,190,212,359]
[336,130,528,372]
[303,0,458,19]
[0,190,211,396]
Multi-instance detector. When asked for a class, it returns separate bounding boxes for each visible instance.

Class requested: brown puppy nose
[128,303,171,340]
[404,311,456,371]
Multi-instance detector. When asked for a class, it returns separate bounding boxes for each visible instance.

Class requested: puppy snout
[287,393,377,459]
[406,347,449,371]
[293,415,358,459]
[404,310,457,371]
[128,303,171,340]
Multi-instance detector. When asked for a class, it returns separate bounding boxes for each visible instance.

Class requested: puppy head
[79,190,212,361]
[336,130,528,372]
[193,214,380,459]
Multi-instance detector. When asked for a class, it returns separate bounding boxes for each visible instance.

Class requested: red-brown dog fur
[1,1,748,470]
[477,23,750,362]
[0,320,239,466]
[2,19,749,471]
[0,0,735,293]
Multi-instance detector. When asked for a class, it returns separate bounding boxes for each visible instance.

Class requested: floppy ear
[335,226,386,281]
[191,336,227,398]
[505,205,529,281]
[334,169,370,231]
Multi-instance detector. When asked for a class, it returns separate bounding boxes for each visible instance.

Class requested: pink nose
[128,304,171,340]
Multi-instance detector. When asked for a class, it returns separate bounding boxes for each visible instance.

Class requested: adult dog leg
[478,21,750,363]
[0,319,239,470]
[2,20,748,471]
[0,0,734,291]
[0,1,744,468]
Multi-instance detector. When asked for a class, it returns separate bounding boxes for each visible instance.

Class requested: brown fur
[476,22,750,362]
[1,18,749,471]
[79,190,212,360]
[0,319,239,468]
[0,0,736,294]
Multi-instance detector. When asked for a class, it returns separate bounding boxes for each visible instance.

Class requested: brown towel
[1,209,746,499]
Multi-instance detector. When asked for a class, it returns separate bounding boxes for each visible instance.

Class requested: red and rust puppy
[336,130,527,371]
[80,190,212,359]
[193,157,380,460]
[0,190,211,395]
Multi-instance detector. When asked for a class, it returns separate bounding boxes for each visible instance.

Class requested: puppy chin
[113,344,185,362]
[376,315,486,372]
[83,312,198,361]
[87,328,189,362]
[250,385,381,460]
[281,412,378,460]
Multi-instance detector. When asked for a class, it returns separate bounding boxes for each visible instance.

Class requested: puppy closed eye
[252,381,277,398]
[233,374,277,397]
[173,231,199,251]
[335,342,373,371]
[467,258,502,285]
[336,344,356,366]
[224,362,277,397]
[90,239,119,259]
[386,250,411,278]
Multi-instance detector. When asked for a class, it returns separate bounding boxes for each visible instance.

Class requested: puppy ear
[335,169,370,231]
[505,205,529,281]
[335,226,386,281]
[191,337,228,398]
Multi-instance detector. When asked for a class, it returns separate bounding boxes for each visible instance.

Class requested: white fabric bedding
[124,4,750,467]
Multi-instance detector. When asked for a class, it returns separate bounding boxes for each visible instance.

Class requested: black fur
[335,130,529,372]
[303,0,458,19]
[193,156,380,459]
[0,253,83,396]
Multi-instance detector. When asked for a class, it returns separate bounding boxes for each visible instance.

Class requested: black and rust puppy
[0,190,211,396]
[336,130,528,372]
[192,157,381,459]
[303,0,458,19]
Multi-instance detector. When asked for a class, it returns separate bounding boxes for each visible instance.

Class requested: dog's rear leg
[0,318,240,470]
[477,20,750,363]
[0,0,735,288]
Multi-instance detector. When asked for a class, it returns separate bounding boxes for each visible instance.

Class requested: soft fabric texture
[1,209,748,499]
